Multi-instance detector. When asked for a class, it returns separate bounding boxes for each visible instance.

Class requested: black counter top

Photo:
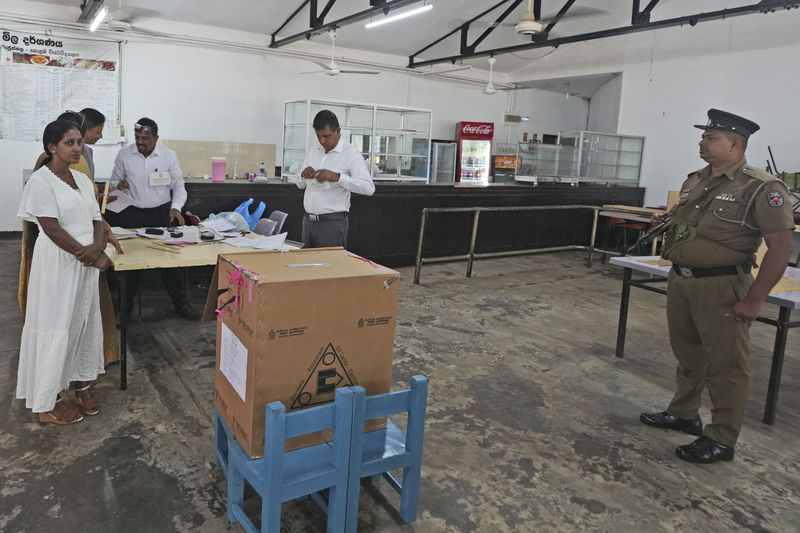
[184,181,644,266]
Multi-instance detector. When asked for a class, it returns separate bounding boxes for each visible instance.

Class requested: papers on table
[104,190,137,213]
[256,233,288,250]
[772,277,800,293]
[223,236,256,248]
[165,226,200,245]
[225,232,288,251]
[110,227,137,240]
[134,226,202,244]
[199,217,237,233]
[123,224,290,249]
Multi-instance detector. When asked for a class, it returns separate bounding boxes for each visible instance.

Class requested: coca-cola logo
[462,124,493,135]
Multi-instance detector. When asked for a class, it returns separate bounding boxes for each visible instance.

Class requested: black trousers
[301,212,349,248]
[106,203,189,311]
[104,202,171,229]
[120,268,189,312]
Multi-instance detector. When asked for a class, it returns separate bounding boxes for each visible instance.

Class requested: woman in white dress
[17,119,112,424]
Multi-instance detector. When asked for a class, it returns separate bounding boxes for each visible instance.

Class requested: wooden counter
[183,180,645,267]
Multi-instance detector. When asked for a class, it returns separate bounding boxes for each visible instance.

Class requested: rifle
[625,214,672,255]
[768,145,780,174]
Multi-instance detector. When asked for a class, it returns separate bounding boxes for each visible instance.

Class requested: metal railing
[414,205,611,284]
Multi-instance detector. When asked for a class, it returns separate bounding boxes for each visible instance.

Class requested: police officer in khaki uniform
[640,109,794,463]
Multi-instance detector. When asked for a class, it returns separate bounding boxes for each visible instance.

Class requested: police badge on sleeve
[767,190,784,207]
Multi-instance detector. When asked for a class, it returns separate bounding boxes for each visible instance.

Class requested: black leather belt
[672,264,750,278]
[136,202,170,213]
[306,212,348,222]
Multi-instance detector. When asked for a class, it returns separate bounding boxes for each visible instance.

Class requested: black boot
[675,436,734,463]
[640,411,703,436]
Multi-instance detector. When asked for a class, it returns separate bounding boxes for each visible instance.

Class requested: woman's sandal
[73,384,100,416]
[38,398,84,425]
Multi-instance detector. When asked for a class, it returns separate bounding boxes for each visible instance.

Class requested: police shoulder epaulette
[741,165,776,182]
[687,168,704,178]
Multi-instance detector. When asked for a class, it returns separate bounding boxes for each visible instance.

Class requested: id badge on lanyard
[149,171,171,187]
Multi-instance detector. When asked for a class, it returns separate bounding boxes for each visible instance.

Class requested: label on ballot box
[209,248,400,457]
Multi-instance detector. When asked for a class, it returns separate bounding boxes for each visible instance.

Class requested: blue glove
[234,198,267,230]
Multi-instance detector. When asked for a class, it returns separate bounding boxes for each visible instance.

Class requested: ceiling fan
[451,1,607,37]
[303,31,380,76]
[516,0,544,34]
[105,0,131,31]
[103,0,163,32]
[483,57,497,95]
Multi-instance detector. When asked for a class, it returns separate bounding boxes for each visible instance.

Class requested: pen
[147,244,181,254]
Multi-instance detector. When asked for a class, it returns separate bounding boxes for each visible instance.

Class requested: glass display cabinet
[283,99,432,182]
[514,142,579,184]
[558,131,644,185]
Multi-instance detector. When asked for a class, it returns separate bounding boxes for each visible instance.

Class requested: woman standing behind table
[76,108,123,366]
[18,109,122,367]
[67,108,105,180]
[17,119,111,424]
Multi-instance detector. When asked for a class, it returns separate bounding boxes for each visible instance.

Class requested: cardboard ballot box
[211,248,400,458]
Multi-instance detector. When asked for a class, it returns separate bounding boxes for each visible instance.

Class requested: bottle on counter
[258,162,266,177]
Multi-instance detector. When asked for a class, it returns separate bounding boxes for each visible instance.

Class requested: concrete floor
[1,236,799,532]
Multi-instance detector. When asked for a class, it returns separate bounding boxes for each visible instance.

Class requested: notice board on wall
[0,29,119,143]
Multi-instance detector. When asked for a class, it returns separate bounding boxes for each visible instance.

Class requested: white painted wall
[116,41,588,167]
[518,88,589,139]
[587,75,621,133]
[0,49,589,230]
[490,87,590,146]
[509,6,800,206]
[617,18,800,206]
[4,0,798,228]
[0,0,594,230]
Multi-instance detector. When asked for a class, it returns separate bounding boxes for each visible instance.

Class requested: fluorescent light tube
[89,6,108,32]
[365,4,433,29]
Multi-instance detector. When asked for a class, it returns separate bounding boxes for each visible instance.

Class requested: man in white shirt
[108,117,196,319]
[109,117,186,227]
[296,110,375,248]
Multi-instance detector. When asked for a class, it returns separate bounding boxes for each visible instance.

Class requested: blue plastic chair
[252,218,278,236]
[345,375,429,531]
[226,387,358,533]
[267,210,289,235]
[215,412,232,478]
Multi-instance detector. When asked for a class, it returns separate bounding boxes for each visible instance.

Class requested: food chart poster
[0,29,119,142]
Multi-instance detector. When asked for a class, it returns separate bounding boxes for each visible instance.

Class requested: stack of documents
[225,233,288,251]
[200,217,243,237]
[135,226,204,244]
[110,227,137,240]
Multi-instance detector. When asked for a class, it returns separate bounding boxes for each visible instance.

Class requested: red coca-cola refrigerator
[455,121,494,185]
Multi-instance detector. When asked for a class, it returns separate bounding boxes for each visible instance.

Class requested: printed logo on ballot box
[290,343,356,410]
